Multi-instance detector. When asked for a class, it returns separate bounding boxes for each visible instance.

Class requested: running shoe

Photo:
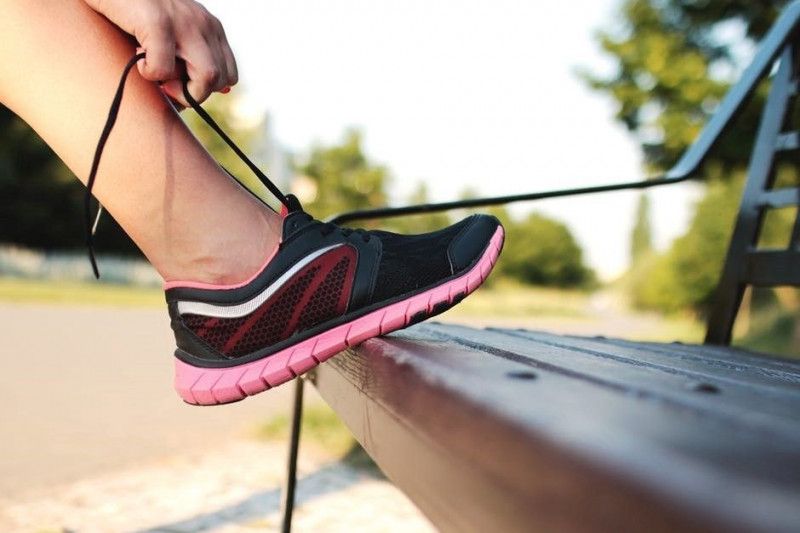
[86,54,504,405]
[167,196,504,405]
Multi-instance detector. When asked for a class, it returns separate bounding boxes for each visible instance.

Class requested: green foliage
[294,138,594,287]
[592,0,799,315]
[630,176,742,313]
[0,276,162,307]
[255,404,355,457]
[297,130,389,222]
[453,187,593,288]
[585,0,787,173]
[630,192,653,264]
[742,308,800,358]
[499,212,594,288]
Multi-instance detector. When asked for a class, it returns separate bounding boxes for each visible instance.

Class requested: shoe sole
[174,226,504,405]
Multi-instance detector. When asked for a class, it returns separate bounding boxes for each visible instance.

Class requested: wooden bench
[314,326,800,532]
[281,3,800,531]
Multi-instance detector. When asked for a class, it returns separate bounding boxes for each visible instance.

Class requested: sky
[201,0,702,280]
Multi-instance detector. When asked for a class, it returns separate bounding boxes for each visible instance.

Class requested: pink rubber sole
[174,226,505,405]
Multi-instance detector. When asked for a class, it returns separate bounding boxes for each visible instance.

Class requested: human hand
[84,0,237,106]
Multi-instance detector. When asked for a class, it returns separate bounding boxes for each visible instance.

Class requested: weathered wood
[312,324,800,533]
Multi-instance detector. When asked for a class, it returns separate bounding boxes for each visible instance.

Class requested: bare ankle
[160,206,282,286]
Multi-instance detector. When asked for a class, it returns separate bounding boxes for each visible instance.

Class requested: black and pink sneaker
[85,55,504,406]
[166,196,503,405]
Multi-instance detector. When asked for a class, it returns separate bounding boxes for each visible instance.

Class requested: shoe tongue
[280,193,314,239]
[281,210,316,241]
[281,194,304,218]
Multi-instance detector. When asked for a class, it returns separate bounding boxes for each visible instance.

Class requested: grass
[0,276,163,307]
[739,309,799,358]
[254,403,381,473]
[254,403,357,458]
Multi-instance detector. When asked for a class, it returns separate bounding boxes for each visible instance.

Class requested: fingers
[160,11,237,106]
[158,45,232,107]
[218,24,238,88]
[185,45,223,104]
[85,0,237,104]
[137,17,177,82]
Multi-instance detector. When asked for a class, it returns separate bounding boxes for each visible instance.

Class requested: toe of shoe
[447,214,502,273]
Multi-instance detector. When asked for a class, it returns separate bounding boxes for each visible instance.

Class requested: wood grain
[312,324,800,532]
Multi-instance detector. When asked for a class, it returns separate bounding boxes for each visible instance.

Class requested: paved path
[0,438,433,532]
[0,303,297,498]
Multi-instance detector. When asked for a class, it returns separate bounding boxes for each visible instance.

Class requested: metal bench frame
[279,3,800,529]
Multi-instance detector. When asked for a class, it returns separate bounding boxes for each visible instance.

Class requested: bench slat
[424,325,800,430]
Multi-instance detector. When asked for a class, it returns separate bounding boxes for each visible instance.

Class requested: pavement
[1,439,433,532]
[0,303,296,497]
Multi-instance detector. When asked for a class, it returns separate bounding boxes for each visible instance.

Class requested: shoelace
[85,53,294,278]
[310,214,372,243]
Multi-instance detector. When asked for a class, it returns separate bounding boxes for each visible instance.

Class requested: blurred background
[1,0,798,531]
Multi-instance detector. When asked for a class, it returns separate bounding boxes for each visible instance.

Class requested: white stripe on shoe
[176,244,343,319]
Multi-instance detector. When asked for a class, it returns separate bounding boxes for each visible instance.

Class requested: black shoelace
[85,53,293,278]
[309,213,371,243]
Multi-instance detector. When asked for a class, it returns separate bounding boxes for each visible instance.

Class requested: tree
[630,192,653,264]
[588,0,795,314]
[296,130,390,222]
[450,187,593,288]
[585,0,788,174]
[631,176,742,313]
[500,212,594,288]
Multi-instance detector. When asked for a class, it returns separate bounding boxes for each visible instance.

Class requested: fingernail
[220,86,231,94]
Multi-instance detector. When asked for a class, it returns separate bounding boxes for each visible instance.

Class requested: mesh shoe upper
[367,218,471,303]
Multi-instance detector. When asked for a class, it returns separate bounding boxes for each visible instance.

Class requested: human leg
[0,0,281,284]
